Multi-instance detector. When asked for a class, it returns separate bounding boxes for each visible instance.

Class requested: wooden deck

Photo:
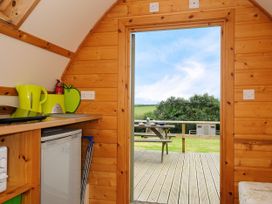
[133,151,220,204]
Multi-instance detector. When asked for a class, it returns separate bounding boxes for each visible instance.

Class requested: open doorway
[131,26,221,203]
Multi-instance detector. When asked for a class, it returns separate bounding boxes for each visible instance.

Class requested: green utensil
[16,84,48,112]
[4,194,22,204]
[64,87,81,113]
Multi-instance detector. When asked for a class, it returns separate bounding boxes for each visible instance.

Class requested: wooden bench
[134,138,172,162]
[134,132,177,138]
[134,132,186,153]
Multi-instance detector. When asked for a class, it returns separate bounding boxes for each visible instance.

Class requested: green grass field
[133,105,219,152]
[134,105,157,119]
[134,136,220,153]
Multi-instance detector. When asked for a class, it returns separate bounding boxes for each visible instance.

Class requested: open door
[130,33,136,203]
[129,27,222,204]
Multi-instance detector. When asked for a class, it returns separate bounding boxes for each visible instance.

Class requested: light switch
[189,0,200,9]
[243,89,255,100]
[81,91,95,100]
[149,2,159,12]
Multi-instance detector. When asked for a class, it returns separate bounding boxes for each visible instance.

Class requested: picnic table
[134,122,175,162]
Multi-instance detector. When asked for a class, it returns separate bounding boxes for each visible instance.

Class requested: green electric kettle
[16,84,48,112]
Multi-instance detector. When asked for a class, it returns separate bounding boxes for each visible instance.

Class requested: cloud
[134,27,221,104]
[135,59,220,104]
[135,28,220,68]
[175,60,205,79]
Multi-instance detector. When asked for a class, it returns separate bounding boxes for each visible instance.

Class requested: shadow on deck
[133,151,220,204]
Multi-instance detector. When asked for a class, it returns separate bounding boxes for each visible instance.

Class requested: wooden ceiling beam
[0,0,41,27]
[0,21,74,58]
[0,86,55,96]
[0,86,17,96]
[249,0,272,20]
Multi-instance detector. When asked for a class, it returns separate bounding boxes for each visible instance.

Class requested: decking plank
[205,154,220,197]
[134,150,150,178]
[134,156,159,200]
[147,154,176,202]
[133,150,143,175]
[200,154,220,204]
[210,153,220,173]
[195,153,210,204]
[134,151,157,187]
[189,153,200,204]
[167,154,185,204]
[134,151,220,204]
[178,153,189,204]
[157,153,180,203]
[134,157,150,183]
[137,154,171,201]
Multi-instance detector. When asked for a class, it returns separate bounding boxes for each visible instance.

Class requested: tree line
[140,94,220,133]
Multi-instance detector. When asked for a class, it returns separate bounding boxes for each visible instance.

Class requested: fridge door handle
[42,136,73,147]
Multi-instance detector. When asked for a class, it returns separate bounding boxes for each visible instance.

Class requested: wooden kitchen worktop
[0,114,101,136]
[0,113,100,203]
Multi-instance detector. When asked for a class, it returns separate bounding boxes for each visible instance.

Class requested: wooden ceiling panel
[0,0,40,26]
[0,0,11,11]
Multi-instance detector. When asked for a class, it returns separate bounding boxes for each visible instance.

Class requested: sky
[134,26,221,105]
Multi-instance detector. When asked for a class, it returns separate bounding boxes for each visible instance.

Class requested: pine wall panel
[62,0,272,203]
[233,1,272,201]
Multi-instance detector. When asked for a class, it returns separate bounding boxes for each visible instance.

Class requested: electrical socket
[81,91,95,100]
[189,0,200,9]
[243,89,255,100]
[149,2,159,12]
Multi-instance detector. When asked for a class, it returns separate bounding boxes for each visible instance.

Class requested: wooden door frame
[117,9,235,204]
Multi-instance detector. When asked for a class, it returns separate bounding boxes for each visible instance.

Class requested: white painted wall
[0,1,116,106]
[255,0,272,15]
[0,96,18,107]
[0,34,69,91]
[20,0,116,52]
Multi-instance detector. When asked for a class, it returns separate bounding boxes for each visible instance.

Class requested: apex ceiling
[0,0,39,25]
[0,0,116,91]
[254,0,272,16]
[20,0,116,52]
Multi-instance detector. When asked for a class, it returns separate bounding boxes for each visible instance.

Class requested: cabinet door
[41,134,81,204]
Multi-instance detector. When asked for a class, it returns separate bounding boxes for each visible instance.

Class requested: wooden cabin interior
[0,0,271,203]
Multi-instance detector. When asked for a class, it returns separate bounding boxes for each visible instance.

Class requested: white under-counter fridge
[41,128,82,204]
